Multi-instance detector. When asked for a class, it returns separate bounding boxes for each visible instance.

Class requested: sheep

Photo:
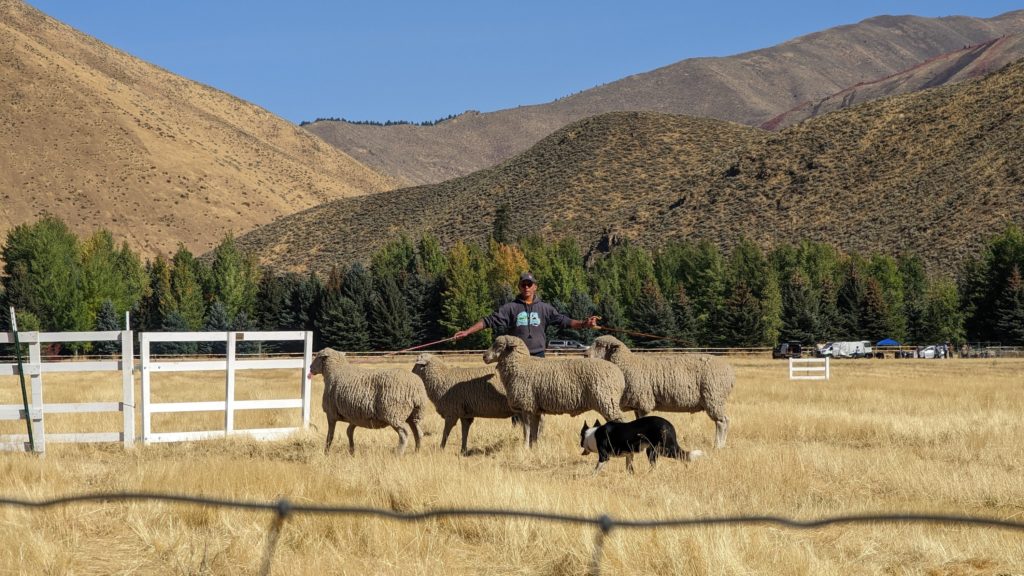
[412,353,534,454]
[309,348,427,456]
[588,335,734,449]
[482,335,625,448]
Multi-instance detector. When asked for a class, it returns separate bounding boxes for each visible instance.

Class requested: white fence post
[122,329,135,447]
[28,335,45,454]
[141,332,152,444]
[225,331,237,435]
[789,357,830,381]
[302,331,313,428]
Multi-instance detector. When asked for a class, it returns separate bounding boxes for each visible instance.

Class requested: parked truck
[817,340,873,358]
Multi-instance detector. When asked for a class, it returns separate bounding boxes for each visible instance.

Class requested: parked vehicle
[771,341,803,359]
[547,339,589,351]
[817,340,874,358]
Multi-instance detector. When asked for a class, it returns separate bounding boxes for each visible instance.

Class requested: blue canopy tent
[876,338,900,346]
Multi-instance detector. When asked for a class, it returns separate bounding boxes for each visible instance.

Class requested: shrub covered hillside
[239,58,1024,278]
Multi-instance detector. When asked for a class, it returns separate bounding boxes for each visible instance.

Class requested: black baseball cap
[519,272,536,285]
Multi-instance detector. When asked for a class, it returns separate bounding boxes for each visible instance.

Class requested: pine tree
[780,271,820,344]
[369,275,414,350]
[899,254,928,343]
[920,277,966,344]
[207,234,260,327]
[491,202,513,245]
[994,265,1024,345]
[317,291,370,351]
[93,299,121,356]
[201,299,231,355]
[170,247,206,331]
[630,280,678,348]
[720,280,764,347]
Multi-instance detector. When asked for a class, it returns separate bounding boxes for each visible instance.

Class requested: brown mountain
[304,10,1024,187]
[238,58,1024,275]
[0,0,398,260]
[763,32,1024,129]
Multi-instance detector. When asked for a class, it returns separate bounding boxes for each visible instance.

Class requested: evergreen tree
[899,254,928,343]
[93,299,121,356]
[724,239,781,346]
[859,277,892,342]
[835,258,866,339]
[779,271,820,344]
[564,289,598,344]
[158,310,197,355]
[199,299,231,355]
[670,285,698,347]
[720,280,764,347]
[257,273,298,332]
[317,291,370,351]
[630,280,678,348]
[994,265,1024,345]
[961,226,1024,341]
[369,275,414,350]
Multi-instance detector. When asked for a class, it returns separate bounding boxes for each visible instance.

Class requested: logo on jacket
[516,311,541,327]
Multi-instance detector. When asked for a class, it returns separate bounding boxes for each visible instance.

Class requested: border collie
[580,416,703,474]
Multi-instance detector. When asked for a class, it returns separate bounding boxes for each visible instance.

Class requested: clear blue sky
[26,1,1024,124]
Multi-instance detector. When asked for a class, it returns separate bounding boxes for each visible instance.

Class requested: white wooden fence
[1,329,134,453]
[789,357,830,380]
[140,331,313,444]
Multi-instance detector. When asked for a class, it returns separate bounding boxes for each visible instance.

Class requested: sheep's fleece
[588,335,734,448]
[310,348,427,455]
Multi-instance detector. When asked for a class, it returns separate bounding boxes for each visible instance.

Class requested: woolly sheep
[588,335,734,448]
[309,348,427,456]
[482,335,625,448]
[412,353,534,454]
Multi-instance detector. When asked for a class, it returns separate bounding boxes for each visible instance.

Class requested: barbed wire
[2,492,1023,576]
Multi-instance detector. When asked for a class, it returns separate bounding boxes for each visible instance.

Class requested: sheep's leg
[518,414,531,448]
[346,424,357,456]
[394,425,409,455]
[528,413,542,448]
[440,418,457,451]
[459,418,473,456]
[409,420,422,452]
[324,418,337,455]
[710,412,729,449]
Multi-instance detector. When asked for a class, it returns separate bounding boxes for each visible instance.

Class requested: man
[454,272,599,357]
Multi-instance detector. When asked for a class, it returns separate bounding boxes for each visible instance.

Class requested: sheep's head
[589,335,627,361]
[483,335,527,364]
[411,353,434,376]
[309,348,345,378]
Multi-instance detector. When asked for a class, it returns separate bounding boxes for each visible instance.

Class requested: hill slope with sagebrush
[239,59,1024,275]
[0,0,398,260]
[304,10,1024,186]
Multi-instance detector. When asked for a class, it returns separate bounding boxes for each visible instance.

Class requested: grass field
[1,356,1022,575]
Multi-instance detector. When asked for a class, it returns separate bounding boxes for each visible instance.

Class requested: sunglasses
[519,281,535,287]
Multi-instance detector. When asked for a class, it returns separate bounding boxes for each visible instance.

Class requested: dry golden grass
[1,357,1022,575]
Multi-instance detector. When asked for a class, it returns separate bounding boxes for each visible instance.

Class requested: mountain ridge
[304,10,1024,187]
[239,58,1024,276]
[0,0,399,260]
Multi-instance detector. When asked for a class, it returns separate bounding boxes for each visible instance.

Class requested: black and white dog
[580,416,703,474]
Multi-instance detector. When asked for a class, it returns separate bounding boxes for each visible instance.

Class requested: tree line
[2,216,1022,353]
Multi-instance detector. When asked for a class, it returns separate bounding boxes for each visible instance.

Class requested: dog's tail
[663,429,703,462]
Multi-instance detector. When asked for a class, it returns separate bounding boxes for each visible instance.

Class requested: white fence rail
[1,329,134,453]
[140,331,313,444]
[789,357,830,381]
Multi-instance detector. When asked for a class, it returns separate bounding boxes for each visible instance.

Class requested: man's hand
[454,330,470,340]
[584,315,602,329]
